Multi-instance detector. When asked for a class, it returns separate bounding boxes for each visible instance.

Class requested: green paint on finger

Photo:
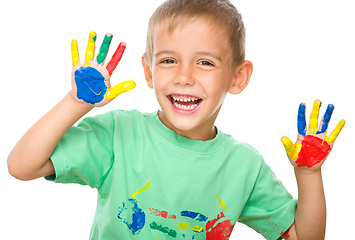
[97,34,113,64]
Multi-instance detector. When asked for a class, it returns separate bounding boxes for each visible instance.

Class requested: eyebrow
[154,50,222,62]
[196,51,222,62]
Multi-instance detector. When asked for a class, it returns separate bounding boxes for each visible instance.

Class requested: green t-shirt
[46,110,297,240]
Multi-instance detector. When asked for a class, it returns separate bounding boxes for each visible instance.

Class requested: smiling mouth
[168,94,203,111]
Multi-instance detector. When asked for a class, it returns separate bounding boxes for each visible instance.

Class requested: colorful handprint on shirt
[117,181,235,240]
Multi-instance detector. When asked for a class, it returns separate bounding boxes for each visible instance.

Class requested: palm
[70,31,135,107]
[281,100,345,171]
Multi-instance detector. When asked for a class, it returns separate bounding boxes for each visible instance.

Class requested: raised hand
[281,100,345,171]
[71,31,136,107]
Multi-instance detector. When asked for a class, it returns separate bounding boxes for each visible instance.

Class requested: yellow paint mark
[84,81,102,95]
[218,198,227,211]
[71,40,79,67]
[190,225,203,232]
[105,80,136,101]
[325,119,345,143]
[281,137,302,159]
[84,31,97,66]
[217,194,227,211]
[178,222,189,230]
[132,180,152,199]
[309,101,321,134]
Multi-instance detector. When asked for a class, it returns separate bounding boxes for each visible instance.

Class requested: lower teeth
[173,102,198,110]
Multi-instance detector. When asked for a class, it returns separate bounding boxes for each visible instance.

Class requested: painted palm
[71,31,135,107]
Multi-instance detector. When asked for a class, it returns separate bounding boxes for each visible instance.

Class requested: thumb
[281,136,302,160]
[105,80,136,101]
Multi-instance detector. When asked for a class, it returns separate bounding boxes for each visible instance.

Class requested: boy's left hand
[281,100,345,171]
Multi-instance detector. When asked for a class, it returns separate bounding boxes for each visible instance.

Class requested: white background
[1,0,354,239]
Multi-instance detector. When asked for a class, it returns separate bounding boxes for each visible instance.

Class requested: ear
[229,60,253,95]
[142,54,153,89]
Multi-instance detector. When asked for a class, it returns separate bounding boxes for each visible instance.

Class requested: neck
[157,111,218,141]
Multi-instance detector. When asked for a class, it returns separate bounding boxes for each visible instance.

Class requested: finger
[105,80,136,101]
[97,33,113,65]
[309,100,321,134]
[71,39,80,67]
[106,42,126,76]
[84,31,97,66]
[281,137,302,160]
[317,104,334,134]
[297,103,307,137]
[325,119,345,143]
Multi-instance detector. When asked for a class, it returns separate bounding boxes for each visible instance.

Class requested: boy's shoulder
[221,130,262,156]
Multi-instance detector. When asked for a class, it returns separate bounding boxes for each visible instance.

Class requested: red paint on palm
[296,135,331,167]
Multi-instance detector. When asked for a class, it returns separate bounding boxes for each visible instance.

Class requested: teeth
[171,95,199,102]
[173,102,198,110]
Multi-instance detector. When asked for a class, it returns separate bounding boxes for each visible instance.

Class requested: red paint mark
[149,208,176,219]
[296,135,331,167]
[106,42,126,76]
[281,223,293,239]
[206,212,234,240]
[168,214,177,219]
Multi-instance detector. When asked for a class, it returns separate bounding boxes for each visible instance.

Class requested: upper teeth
[172,96,197,102]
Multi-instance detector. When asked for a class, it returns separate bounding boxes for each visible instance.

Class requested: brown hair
[144,0,246,70]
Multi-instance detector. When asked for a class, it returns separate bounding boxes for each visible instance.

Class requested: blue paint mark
[317,104,334,134]
[74,66,107,104]
[181,211,208,222]
[117,198,145,235]
[297,103,307,136]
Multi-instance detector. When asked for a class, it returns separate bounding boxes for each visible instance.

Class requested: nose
[173,64,196,86]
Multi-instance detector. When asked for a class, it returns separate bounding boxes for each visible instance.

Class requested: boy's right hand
[71,31,136,107]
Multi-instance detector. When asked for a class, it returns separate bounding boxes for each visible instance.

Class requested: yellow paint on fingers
[325,119,345,143]
[281,137,302,159]
[71,40,79,67]
[309,101,321,134]
[106,80,136,101]
[84,31,97,65]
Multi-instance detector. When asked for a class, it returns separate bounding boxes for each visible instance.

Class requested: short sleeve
[238,161,297,240]
[45,111,115,189]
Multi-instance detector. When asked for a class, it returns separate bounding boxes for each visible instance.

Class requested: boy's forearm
[8,93,94,180]
[293,169,326,240]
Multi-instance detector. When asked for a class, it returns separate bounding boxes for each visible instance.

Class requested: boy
[7,0,344,239]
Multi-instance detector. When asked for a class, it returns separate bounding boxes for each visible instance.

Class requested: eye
[161,59,177,64]
[198,61,214,66]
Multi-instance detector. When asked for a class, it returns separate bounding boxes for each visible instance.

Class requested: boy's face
[143,18,243,140]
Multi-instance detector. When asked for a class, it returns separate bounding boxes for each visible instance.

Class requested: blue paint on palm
[118,198,145,235]
[297,103,307,136]
[74,66,107,104]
